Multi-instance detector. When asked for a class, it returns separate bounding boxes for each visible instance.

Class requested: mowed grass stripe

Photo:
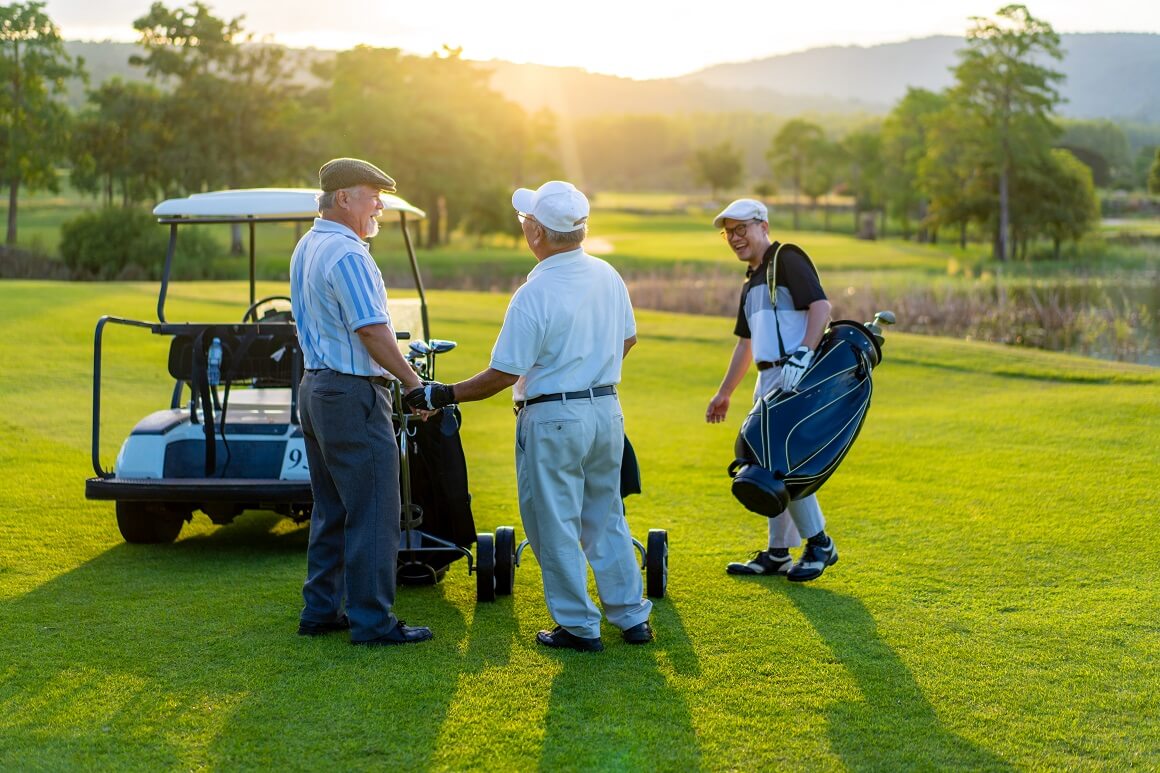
[0,283,1156,770]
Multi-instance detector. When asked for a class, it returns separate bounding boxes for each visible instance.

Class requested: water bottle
[207,337,222,386]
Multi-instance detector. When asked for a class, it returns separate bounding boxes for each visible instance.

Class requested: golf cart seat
[167,323,301,387]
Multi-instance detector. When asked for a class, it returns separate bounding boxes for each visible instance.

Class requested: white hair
[541,222,587,246]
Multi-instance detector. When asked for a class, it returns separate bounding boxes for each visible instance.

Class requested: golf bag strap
[766,243,790,360]
[190,329,217,476]
[765,242,821,361]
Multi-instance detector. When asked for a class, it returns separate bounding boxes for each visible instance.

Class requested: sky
[45,0,1160,80]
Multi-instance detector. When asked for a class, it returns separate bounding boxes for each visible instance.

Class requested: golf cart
[85,188,516,601]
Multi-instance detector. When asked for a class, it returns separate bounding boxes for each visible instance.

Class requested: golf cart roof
[153,187,426,222]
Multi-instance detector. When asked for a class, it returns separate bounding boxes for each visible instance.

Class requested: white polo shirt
[490,248,635,402]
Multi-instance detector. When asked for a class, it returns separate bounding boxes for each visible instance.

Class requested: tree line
[1,1,559,253]
[3,1,1160,263]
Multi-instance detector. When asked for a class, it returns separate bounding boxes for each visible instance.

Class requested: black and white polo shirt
[734,242,827,364]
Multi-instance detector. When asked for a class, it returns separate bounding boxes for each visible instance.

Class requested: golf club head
[429,339,457,354]
[872,310,896,326]
[409,340,431,356]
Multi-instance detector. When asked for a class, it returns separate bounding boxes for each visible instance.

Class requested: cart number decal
[280,439,311,480]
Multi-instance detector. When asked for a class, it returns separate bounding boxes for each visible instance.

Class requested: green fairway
[0,282,1157,770]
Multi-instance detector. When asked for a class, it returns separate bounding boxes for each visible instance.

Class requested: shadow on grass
[773,584,1014,771]
[0,511,503,768]
[537,598,703,771]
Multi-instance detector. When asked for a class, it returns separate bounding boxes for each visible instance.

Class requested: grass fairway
[0,282,1157,770]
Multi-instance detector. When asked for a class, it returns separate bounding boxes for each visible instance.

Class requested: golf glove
[404,382,456,411]
[780,346,813,392]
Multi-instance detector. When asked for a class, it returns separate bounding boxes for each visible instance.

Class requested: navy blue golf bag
[728,314,893,517]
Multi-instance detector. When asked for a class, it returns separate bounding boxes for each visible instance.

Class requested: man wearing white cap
[706,198,838,582]
[405,180,653,651]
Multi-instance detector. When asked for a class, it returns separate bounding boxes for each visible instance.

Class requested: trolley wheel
[494,526,517,596]
[646,529,668,599]
[116,501,186,544]
[476,532,496,603]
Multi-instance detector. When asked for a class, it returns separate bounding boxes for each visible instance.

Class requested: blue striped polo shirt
[289,218,393,377]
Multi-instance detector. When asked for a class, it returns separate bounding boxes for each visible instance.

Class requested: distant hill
[678,33,1160,122]
[479,60,885,118]
[64,32,1160,122]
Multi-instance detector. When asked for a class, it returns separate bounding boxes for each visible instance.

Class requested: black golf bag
[400,406,476,572]
[728,317,890,517]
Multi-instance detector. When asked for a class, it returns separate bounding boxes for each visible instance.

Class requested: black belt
[756,357,789,371]
[515,385,616,412]
[306,368,392,387]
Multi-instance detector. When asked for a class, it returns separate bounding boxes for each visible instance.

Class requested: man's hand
[780,346,813,392]
[404,382,456,411]
[706,393,731,424]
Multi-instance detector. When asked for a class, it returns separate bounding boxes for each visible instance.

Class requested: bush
[60,207,219,280]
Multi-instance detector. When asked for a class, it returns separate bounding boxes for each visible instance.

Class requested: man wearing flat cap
[405,180,653,652]
[289,157,432,646]
[706,198,839,582]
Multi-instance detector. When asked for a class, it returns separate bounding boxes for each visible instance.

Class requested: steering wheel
[243,295,294,323]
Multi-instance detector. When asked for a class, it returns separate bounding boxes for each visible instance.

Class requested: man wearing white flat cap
[706,198,838,583]
[405,180,653,652]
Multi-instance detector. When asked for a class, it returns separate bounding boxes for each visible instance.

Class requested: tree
[1033,149,1100,259]
[0,2,85,245]
[1058,119,1131,187]
[1149,147,1160,195]
[316,46,555,248]
[881,88,946,239]
[950,4,1064,261]
[69,79,170,206]
[841,127,884,233]
[132,2,307,252]
[920,102,992,247]
[692,141,742,198]
[802,138,842,231]
[767,119,824,230]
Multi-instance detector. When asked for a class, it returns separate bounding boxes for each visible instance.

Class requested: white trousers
[755,367,826,548]
[516,394,652,639]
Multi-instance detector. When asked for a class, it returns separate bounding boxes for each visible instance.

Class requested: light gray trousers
[516,394,652,639]
[755,367,826,548]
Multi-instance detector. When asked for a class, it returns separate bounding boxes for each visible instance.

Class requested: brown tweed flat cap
[318,157,396,193]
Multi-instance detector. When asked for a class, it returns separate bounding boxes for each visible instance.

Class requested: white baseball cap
[512,180,590,233]
[713,198,769,229]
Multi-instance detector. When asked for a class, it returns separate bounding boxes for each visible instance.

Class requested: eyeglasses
[720,220,762,239]
[516,212,537,225]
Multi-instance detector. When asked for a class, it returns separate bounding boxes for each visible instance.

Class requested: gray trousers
[755,366,826,547]
[516,394,652,639]
[299,369,401,641]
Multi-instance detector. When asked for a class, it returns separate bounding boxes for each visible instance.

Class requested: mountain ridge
[63,32,1160,122]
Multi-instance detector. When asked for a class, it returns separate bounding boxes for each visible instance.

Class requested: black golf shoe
[536,626,604,653]
[298,615,351,637]
[786,537,839,582]
[622,621,654,644]
[351,621,434,646]
[726,549,792,576]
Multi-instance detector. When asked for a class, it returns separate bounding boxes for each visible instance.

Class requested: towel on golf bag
[403,406,476,567]
[729,320,882,517]
[621,435,642,499]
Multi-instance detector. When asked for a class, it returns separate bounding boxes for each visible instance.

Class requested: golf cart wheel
[645,529,668,599]
[115,501,186,544]
[476,532,496,603]
[494,526,517,596]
